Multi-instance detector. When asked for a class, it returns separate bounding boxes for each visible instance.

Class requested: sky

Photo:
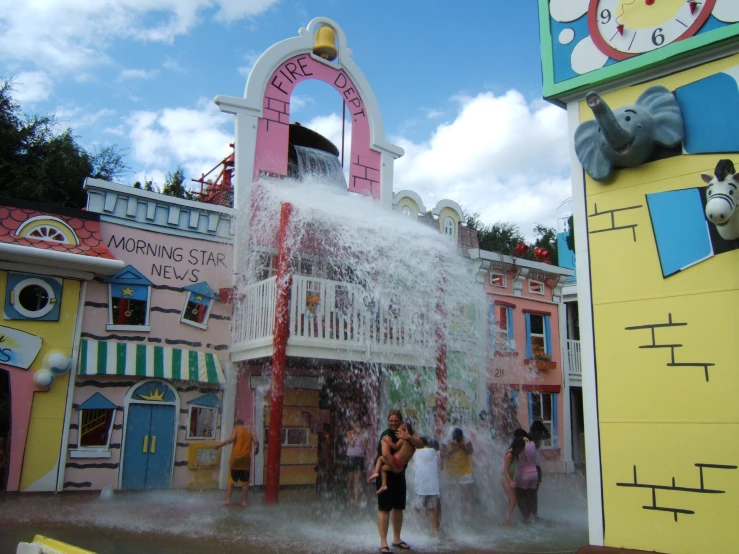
[0,1,573,238]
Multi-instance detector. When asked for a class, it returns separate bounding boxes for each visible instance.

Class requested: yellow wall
[437,207,459,241]
[580,54,739,554]
[263,389,319,485]
[395,197,419,216]
[0,271,81,490]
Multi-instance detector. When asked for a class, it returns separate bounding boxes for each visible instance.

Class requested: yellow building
[0,199,122,491]
[538,3,739,553]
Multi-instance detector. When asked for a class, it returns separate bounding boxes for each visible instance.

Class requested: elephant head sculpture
[574,85,684,181]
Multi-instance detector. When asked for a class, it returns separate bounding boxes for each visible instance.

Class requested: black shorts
[376,470,406,512]
[346,456,365,472]
[231,469,250,484]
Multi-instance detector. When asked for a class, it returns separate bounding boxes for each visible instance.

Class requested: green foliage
[565,215,575,252]
[162,166,196,200]
[466,212,559,265]
[0,79,129,208]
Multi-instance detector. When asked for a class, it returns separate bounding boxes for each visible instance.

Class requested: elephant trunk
[585,92,632,149]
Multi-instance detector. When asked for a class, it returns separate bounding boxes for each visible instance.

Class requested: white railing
[231,274,440,362]
[233,276,277,344]
[289,275,434,354]
[567,339,581,376]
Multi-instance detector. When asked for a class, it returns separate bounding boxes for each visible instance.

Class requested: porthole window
[12,278,57,318]
[401,206,414,217]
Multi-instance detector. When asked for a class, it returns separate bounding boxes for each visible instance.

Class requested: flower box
[525,359,557,370]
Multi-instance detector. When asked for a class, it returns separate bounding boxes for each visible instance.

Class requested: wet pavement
[0,474,589,553]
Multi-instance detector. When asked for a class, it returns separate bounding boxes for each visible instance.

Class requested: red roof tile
[0,206,117,260]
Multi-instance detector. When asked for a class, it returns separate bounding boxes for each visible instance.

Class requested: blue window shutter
[507,307,514,349]
[527,392,534,427]
[544,315,552,355]
[512,391,518,408]
[552,393,559,448]
[525,313,532,358]
[488,302,495,352]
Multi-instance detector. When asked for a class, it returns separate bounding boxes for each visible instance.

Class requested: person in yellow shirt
[441,428,474,517]
[215,419,259,507]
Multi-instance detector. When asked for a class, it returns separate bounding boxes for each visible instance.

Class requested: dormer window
[16,216,79,245]
[181,282,219,329]
[443,216,455,243]
[529,279,545,295]
[103,265,152,331]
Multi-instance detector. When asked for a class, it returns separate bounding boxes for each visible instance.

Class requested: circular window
[13,278,56,318]
[401,206,414,217]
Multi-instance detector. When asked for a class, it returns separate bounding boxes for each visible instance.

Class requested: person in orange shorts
[215,418,259,506]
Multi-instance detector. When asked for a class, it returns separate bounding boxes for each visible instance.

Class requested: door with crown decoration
[121,381,178,490]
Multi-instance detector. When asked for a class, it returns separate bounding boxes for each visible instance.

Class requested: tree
[162,166,196,200]
[532,223,558,266]
[466,215,526,254]
[0,78,129,208]
[466,212,560,265]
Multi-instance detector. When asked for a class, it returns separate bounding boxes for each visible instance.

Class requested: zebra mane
[714,159,735,181]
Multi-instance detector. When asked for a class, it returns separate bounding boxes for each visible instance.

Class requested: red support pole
[435,278,447,438]
[265,202,294,504]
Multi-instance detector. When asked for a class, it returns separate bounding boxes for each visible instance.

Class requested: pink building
[61,179,234,491]
[470,249,573,473]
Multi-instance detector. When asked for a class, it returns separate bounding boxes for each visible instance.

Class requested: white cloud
[127,99,234,186]
[55,106,116,130]
[118,69,159,81]
[10,71,53,104]
[426,109,443,119]
[163,57,186,73]
[392,90,571,238]
[0,0,281,74]
[290,95,314,113]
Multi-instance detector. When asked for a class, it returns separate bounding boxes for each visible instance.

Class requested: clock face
[588,0,716,61]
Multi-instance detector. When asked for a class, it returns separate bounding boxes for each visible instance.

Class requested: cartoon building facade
[471,249,572,473]
[539,2,739,552]
[0,198,123,492]
[60,179,234,492]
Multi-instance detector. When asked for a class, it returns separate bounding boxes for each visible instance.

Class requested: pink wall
[255,54,381,199]
[0,366,43,491]
[484,270,565,472]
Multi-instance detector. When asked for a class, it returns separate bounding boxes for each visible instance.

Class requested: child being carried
[369,423,417,494]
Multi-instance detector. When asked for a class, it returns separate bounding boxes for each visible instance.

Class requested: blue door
[144,405,176,488]
[122,404,175,489]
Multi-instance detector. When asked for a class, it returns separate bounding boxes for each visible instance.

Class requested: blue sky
[0,1,572,237]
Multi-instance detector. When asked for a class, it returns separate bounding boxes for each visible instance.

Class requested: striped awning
[78,339,225,385]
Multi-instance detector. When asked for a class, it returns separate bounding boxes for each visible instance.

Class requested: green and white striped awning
[78,339,225,385]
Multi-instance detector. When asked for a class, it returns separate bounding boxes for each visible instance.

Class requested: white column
[379,151,395,210]
[218,361,238,489]
[559,298,574,473]
[567,99,604,546]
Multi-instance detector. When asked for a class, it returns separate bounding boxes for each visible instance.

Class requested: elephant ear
[636,85,684,147]
[575,120,613,181]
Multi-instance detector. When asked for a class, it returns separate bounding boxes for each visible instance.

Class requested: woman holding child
[373,410,423,553]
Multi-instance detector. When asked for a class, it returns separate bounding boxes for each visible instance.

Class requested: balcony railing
[566,339,581,377]
[231,275,437,364]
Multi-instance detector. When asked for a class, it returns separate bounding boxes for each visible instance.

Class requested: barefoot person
[370,423,417,494]
[375,410,423,553]
[214,418,259,506]
[346,422,367,506]
[502,436,525,527]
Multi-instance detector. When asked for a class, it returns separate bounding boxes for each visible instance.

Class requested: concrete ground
[0,472,589,553]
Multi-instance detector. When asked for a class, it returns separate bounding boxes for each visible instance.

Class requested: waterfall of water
[293,145,347,191]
